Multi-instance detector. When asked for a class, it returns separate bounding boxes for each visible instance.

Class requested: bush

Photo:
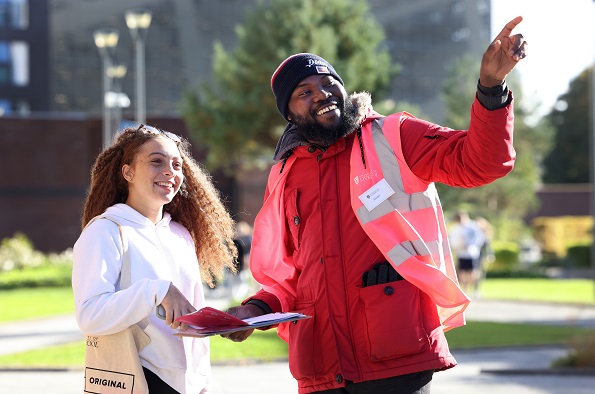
[0,233,46,271]
[0,264,72,289]
[565,243,591,268]
[491,241,519,269]
[0,233,73,289]
[485,269,547,279]
[552,331,595,368]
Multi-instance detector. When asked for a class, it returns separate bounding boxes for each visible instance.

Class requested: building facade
[0,0,49,115]
[0,0,493,252]
[45,0,490,122]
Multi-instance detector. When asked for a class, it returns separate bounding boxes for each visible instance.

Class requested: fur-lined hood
[272,92,373,161]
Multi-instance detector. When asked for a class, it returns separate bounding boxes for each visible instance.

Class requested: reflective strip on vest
[350,113,469,331]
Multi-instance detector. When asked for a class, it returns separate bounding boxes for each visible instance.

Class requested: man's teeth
[317,105,337,115]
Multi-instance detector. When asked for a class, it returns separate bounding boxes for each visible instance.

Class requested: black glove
[362,262,404,287]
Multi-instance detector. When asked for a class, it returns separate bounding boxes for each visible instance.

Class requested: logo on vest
[354,170,378,185]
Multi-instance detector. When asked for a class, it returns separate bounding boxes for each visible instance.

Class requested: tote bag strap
[84,215,151,327]
[84,215,131,289]
[82,215,151,393]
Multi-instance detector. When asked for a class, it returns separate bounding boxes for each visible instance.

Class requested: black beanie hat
[271,53,344,121]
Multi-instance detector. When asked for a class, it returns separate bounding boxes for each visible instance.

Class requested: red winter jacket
[245,94,515,393]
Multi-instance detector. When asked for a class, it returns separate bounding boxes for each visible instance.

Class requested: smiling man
[273,58,359,148]
[223,16,528,394]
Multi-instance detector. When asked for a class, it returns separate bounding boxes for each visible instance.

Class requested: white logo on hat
[306,59,329,68]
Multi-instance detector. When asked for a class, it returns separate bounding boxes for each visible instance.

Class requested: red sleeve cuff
[242,289,283,313]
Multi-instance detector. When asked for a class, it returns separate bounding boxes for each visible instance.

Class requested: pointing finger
[495,15,523,39]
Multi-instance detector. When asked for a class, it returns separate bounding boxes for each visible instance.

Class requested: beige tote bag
[82,216,150,394]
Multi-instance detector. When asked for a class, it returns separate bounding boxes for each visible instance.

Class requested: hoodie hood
[103,203,172,228]
[273,92,375,161]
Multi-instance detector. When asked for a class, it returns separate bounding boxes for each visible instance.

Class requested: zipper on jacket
[356,127,366,169]
[279,157,288,174]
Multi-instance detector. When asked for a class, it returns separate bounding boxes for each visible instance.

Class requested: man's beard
[289,97,359,147]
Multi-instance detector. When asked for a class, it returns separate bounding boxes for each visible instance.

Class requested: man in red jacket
[223,16,527,394]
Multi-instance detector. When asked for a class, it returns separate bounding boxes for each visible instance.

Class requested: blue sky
[492,0,595,118]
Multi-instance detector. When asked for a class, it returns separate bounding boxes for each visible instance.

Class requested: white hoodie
[72,203,211,393]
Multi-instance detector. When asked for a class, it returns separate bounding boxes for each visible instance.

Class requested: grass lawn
[0,287,74,323]
[445,321,591,348]
[479,278,595,305]
[1,279,592,324]
[0,322,590,368]
[0,330,288,368]
[0,278,594,367]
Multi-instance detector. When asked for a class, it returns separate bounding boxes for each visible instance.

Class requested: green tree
[182,0,393,173]
[438,55,553,239]
[542,67,591,183]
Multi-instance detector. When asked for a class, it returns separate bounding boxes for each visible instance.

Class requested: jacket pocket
[284,188,301,249]
[287,301,323,379]
[357,280,430,361]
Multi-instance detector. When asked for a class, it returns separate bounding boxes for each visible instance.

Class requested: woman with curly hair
[72,124,237,393]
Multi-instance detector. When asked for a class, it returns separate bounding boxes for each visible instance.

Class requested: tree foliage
[542,67,591,184]
[181,0,393,172]
[438,54,553,233]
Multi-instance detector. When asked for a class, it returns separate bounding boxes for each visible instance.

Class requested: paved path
[465,299,595,328]
[1,347,594,394]
[1,299,595,393]
[2,299,593,357]
[0,314,82,356]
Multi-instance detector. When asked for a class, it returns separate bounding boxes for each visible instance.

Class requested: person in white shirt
[448,211,485,298]
[72,124,237,394]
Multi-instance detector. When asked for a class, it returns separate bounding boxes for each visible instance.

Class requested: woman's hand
[159,283,196,330]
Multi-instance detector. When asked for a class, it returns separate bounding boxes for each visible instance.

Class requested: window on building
[0,0,29,29]
[10,41,28,85]
[0,40,29,86]
[0,42,11,83]
[0,98,10,116]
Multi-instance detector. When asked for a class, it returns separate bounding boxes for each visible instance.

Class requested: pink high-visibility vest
[250,112,470,339]
[350,112,469,331]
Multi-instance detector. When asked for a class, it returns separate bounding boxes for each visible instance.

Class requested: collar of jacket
[272,92,377,161]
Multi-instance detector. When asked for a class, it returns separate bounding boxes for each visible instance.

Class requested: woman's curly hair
[81,126,237,286]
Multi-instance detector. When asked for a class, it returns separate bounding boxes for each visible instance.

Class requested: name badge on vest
[358,178,395,211]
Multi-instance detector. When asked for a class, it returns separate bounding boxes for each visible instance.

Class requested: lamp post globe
[125,8,152,124]
[93,28,119,148]
[107,63,127,131]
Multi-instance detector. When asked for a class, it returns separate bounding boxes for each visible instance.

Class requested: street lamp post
[125,8,152,124]
[93,28,119,148]
[107,63,128,130]
[591,0,595,296]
